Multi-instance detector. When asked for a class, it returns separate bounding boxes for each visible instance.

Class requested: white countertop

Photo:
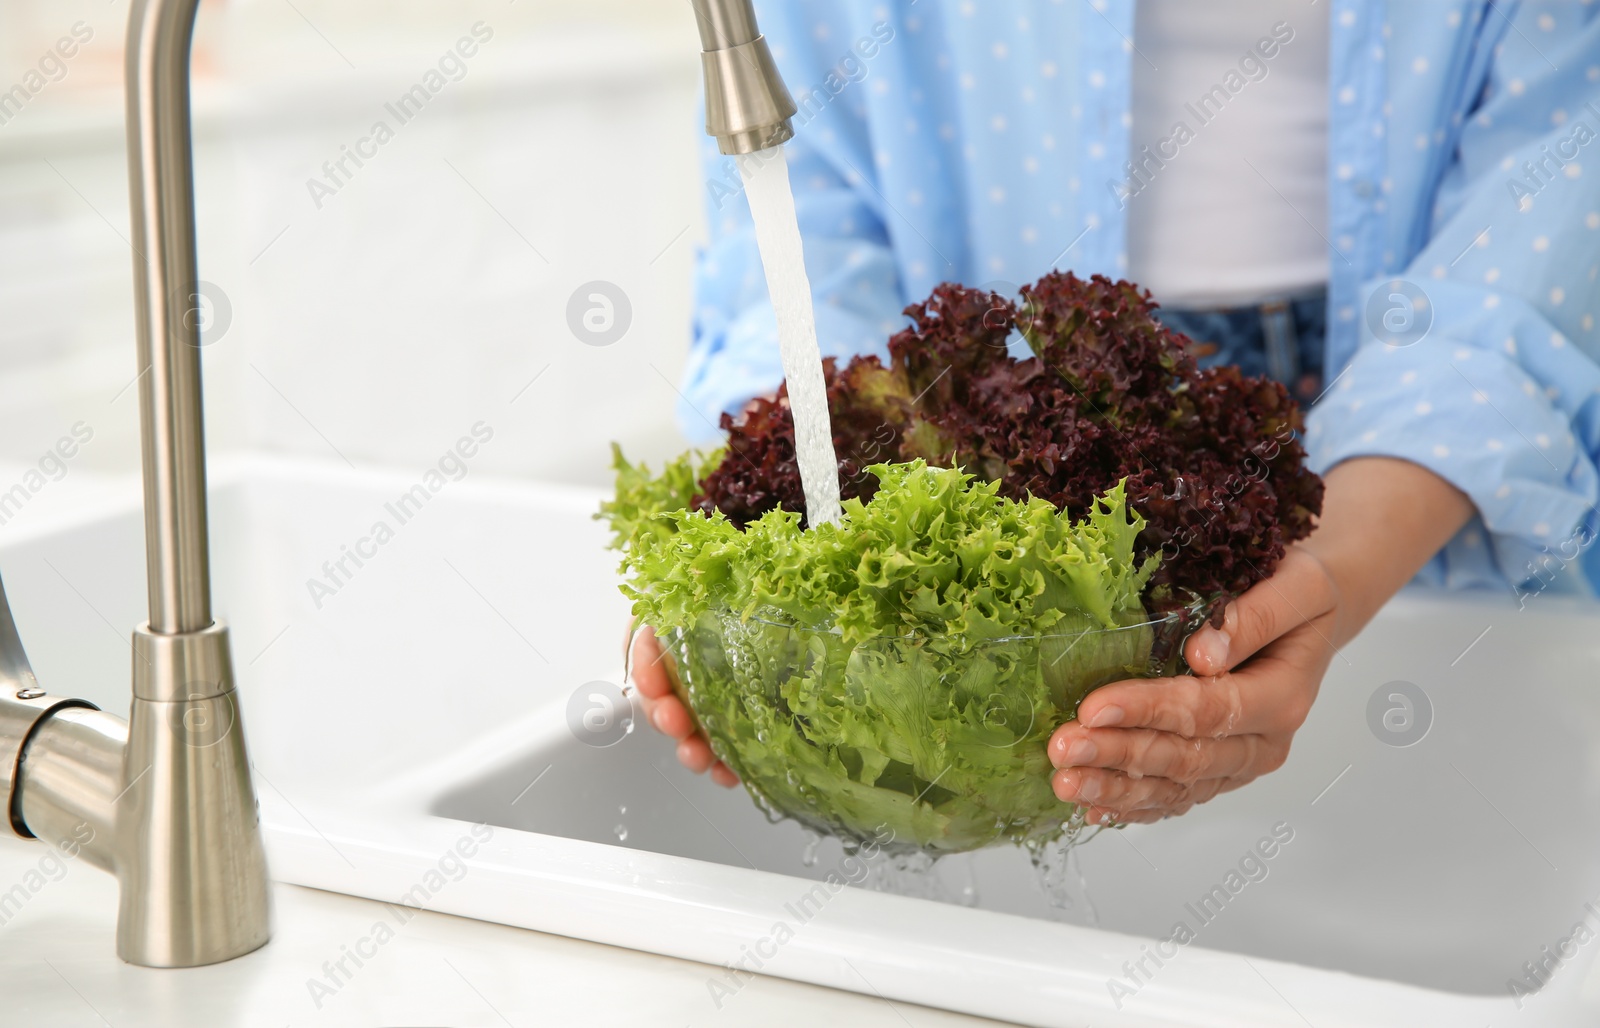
[0,835,1014,1028]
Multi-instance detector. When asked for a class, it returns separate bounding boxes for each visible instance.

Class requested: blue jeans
[1153,291,1327,406]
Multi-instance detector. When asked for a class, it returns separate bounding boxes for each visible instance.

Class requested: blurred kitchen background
[0,0,700,492]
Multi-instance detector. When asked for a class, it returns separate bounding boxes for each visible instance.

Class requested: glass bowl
[659,608,1188,855]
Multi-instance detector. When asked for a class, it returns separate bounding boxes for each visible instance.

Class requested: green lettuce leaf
[597,443,722,552]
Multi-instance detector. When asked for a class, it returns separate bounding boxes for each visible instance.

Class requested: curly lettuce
[613,459,1158,644]
[602,459,1172,852]
[599,443,721,551]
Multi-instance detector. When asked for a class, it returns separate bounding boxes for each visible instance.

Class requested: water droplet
[1071,844,1099,927]
[618,805,627,816]
[800,831,822,868]
[952,854,981,908]
[613,824,629,842]
[749,787,789,825]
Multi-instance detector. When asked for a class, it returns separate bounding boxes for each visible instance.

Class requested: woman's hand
[1048,548,1338,824]
[629,625,739,787]
[1047,456,1475,825]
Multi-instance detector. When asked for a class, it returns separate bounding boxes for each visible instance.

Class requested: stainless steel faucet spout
[127,0,213,637]
[690,0,760,50]
[691,0,798,155]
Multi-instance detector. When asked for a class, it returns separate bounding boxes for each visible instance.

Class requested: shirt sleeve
[1306,2,1600,596]
[677,6,910,444]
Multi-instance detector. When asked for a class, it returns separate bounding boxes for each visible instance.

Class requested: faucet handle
[0,568,41,697]
[0,570,99,838]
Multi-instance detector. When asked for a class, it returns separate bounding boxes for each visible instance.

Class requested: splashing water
[1024,813,1104,927]
[738,145,843,528]
[864,849,948,900]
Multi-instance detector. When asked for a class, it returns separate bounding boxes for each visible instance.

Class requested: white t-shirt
[1126,1,1331,309]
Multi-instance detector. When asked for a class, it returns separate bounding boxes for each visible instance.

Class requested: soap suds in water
[738,145,843,528]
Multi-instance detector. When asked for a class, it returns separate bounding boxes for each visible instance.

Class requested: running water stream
[738,145,843,527]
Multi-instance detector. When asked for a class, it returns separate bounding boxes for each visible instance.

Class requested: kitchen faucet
[0,0,796,967]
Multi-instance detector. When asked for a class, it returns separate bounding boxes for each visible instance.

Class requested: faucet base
[7,619,273,967]
[116,621,272,967]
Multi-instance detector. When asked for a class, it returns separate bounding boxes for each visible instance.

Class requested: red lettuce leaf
[692,272,1325,622]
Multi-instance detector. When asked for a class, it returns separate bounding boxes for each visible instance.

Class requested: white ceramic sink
[5,455,1599,1027]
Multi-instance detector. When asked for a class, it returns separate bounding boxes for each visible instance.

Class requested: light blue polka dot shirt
[681,0,1600,597]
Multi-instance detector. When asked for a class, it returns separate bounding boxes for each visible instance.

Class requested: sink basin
[6,454,1599,1027]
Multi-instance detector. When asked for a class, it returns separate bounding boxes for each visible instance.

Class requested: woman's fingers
[1048,725,1276,784]
[675,724,738,785]
[1054,766,1187,810]
[1076,624,1326,740]
[1184,548,1338,675]
[1047,547,1343,824]
[1073,777,1230,825]
[677,735,717,773]
[628,624,695,741]
[1055,615,1334,821]
[647,693,697,740]
[629,623,735,784]
[629,626,675,699]
[1074,673,1247,738]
